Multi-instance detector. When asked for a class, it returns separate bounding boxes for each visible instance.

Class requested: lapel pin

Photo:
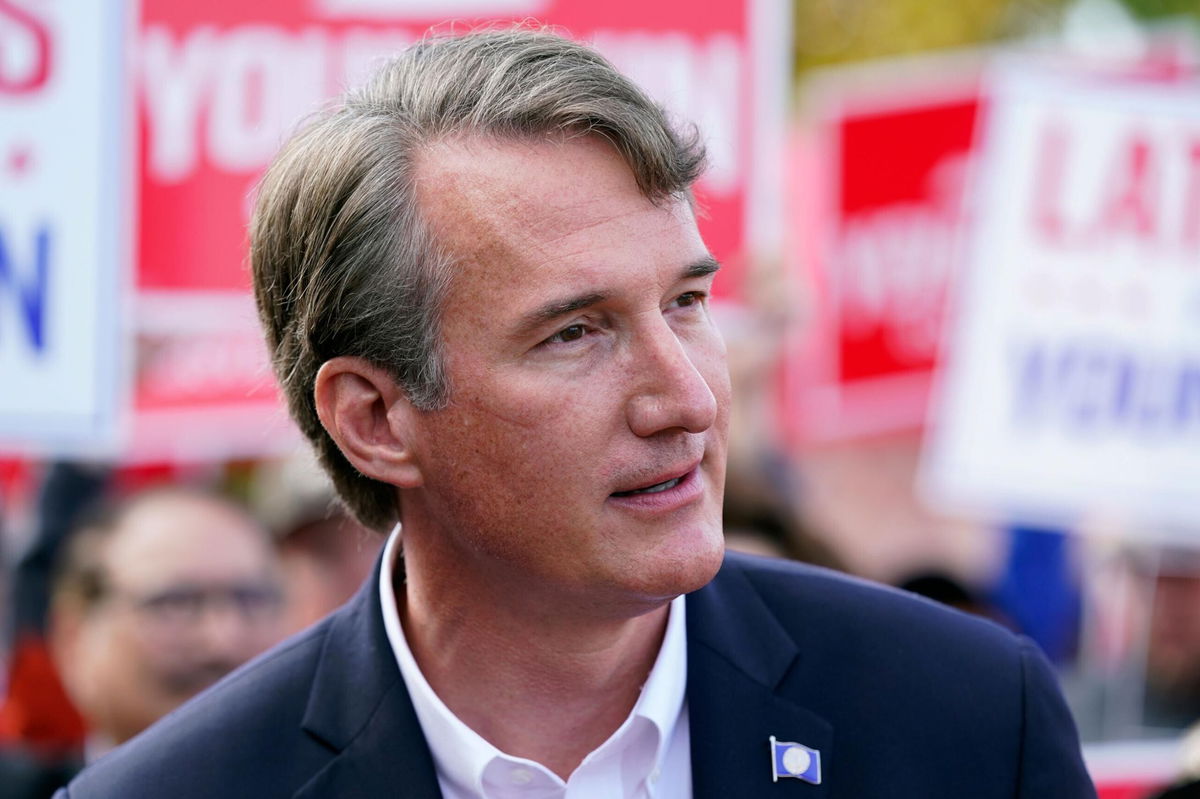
[769,735,822,785]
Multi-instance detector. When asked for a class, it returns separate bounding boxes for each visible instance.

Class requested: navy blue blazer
[56,552,1096,797]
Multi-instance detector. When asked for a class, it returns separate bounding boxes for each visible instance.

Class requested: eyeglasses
[105,583,284,628]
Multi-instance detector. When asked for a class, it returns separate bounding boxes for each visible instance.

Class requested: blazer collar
[292,550,834,798]
[686,554,834,798]
[294,555,442,798]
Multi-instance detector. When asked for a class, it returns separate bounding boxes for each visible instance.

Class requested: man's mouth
[611,475,684,497]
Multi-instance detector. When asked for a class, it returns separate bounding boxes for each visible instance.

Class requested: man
[57,28,1095,797]
[49,486,285,753]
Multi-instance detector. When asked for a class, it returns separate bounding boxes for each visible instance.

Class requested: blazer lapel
[291,552,834,798]
[293,558,443,799]
[687,558,833,799]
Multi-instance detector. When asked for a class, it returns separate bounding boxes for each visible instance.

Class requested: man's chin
[681,534,726,593]
[641,528,725,599]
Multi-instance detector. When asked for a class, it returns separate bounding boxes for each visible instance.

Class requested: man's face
[64,494,284,744]
[401,134,730,615]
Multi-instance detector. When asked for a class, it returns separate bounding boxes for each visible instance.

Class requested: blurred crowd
[0,458,383,797]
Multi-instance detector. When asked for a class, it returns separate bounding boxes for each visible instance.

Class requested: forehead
[415,133,651,239]
[103,494,272,589]
[412,133,704,312]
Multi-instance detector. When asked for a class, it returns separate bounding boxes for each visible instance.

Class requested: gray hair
[250,26,707,532]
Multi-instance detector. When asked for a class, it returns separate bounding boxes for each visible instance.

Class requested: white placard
[922,65,1200,530]
[0,0,131,453]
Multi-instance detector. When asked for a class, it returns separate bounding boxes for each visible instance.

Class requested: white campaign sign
[0,0,131,453]
[922,66,1200,530]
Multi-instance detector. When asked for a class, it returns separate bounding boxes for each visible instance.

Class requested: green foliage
[793,0,1074,75]
[1115,0,1200,22]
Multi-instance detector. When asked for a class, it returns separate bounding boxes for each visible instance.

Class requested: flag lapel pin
[769,735,822,785]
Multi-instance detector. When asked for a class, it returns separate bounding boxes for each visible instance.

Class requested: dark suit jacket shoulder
[686,554,1094,797]
[58,578,440,799]
[57,552,1095,798]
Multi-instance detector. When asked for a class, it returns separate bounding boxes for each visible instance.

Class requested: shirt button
[510,768,534,785]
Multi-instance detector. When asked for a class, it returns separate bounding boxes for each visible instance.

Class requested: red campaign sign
[785,46,1200,446]
[785,62,981,443]
[138,0,755,294]
[834,98,978,383]
[130,0,781,462]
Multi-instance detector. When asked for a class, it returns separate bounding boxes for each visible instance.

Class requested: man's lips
[611,475,685,497]
[606,463,705,514]
[610,458,702,498]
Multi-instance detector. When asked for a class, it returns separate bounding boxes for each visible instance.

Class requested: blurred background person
[47,486,285,761]
[251,452,382,636]
[1142,551,1200,731]
[721,492,845,567]
[271,504,380,637]
[1069,545,1200,745]
[1146,722,1200,798]
[1,464,109,755]
[896,569,1014,628]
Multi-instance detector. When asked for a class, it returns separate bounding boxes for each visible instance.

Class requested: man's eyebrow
[683,256,722,279]
[512,257,721,339]
[514,292,609,339]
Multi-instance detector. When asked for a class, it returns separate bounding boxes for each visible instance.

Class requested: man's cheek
[477,403,545,431]
[453,379,556,431]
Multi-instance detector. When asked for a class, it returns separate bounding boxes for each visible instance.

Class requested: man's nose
[625,320,718,438]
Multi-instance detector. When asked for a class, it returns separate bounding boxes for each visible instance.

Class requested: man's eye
[549,324,587,343]
[674,292,704,308]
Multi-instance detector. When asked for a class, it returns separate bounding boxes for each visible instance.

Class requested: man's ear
[314,356,424,489]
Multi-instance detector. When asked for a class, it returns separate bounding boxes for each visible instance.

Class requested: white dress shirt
[379,525,692,799]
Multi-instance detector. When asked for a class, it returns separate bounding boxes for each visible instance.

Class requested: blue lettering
[1063,347,1111,429]
[1112,353,1138,425]
[0,223,50,352]
[1013,341,1050,422]
[1133,357,1175,436]
[1175,362,1200,430]
[1012,339,1200,438]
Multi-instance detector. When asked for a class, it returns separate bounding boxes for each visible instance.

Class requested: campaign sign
[786,56,981,442]
[922,66,1200,530]
[0,0,131,453]
[130,0,789,462]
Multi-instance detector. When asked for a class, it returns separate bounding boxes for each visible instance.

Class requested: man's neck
[396,546,671,779]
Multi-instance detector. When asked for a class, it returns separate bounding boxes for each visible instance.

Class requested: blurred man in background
[48,486,285,754]
[1144,552,1200,731]
[252,451,383,636]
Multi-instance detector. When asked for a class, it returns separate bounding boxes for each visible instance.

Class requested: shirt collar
[378,523,687,795]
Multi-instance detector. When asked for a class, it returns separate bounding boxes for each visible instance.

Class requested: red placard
[129,0,785,462]
[785,57,982,443]
[785,45,1200,446]
[834,98,978,384]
